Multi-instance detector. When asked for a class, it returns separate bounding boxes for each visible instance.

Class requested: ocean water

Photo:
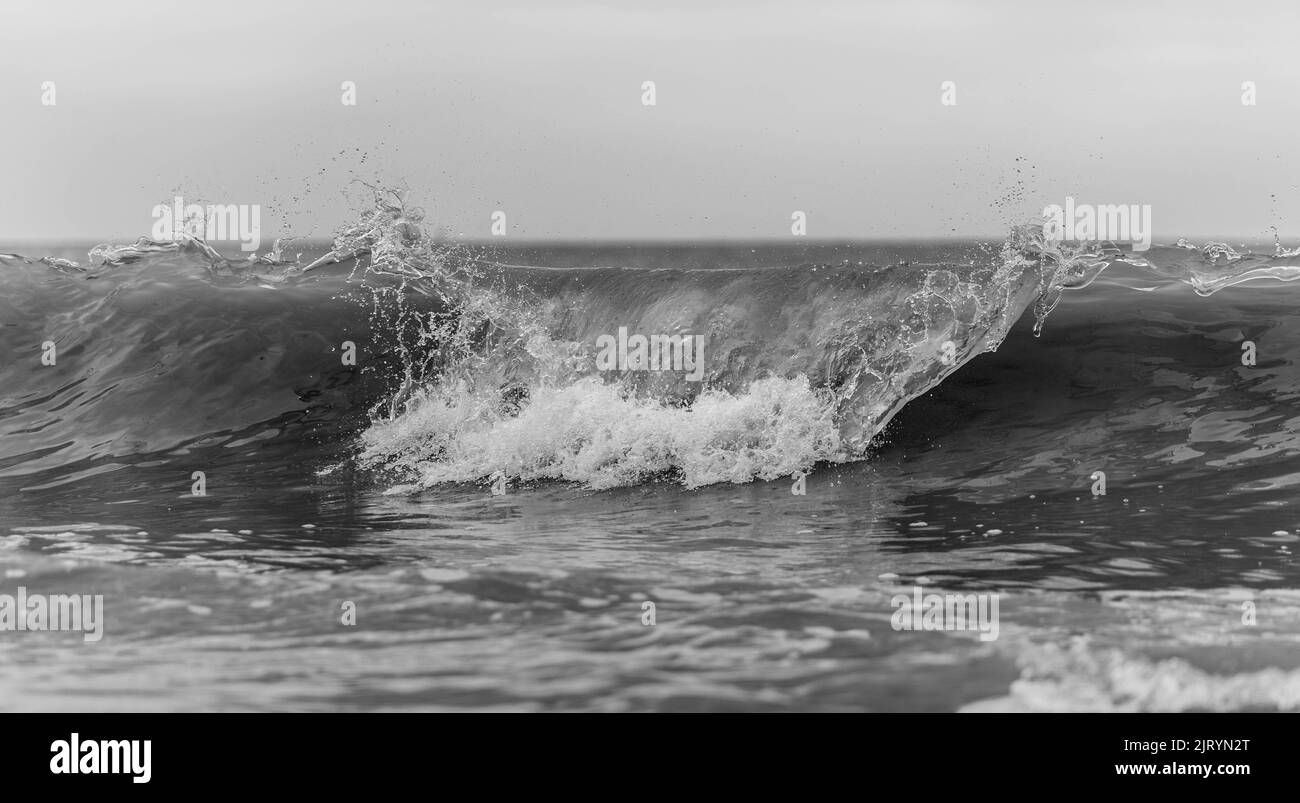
[3,200,1300,712]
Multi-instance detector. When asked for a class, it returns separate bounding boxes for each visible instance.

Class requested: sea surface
[3,206,1300,711]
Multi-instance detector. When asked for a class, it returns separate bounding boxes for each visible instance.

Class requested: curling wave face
[4,192,1300,493]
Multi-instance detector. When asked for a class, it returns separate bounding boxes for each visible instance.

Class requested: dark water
[2,235,1299,712]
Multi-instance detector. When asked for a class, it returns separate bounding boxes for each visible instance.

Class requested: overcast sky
[3,0,1299,243]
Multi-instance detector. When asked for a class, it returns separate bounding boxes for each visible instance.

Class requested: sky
[2,0,1299,243]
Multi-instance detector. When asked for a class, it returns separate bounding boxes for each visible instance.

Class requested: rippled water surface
[3,241,1300,711]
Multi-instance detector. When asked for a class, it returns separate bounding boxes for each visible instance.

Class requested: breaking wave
[5,188,1300,491]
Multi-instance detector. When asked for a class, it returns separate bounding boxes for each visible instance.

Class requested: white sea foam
[361,375,843,490]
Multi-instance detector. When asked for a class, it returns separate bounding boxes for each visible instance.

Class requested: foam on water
[361,374,843,490]
[965,640,1300,712]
